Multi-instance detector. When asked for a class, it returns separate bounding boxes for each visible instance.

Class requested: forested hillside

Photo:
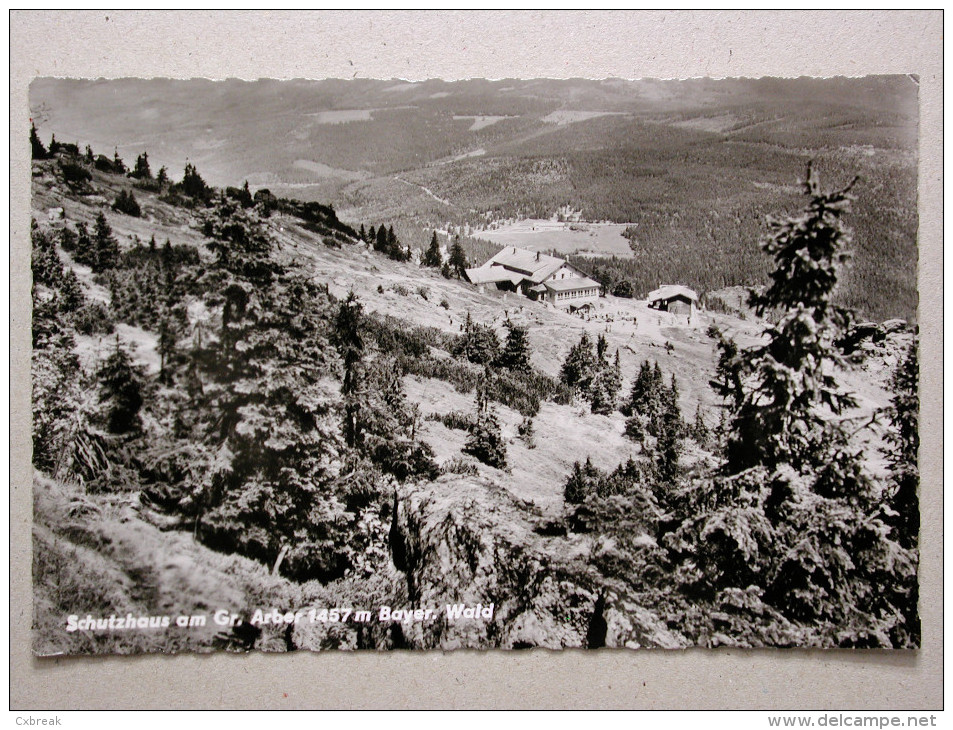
[30,131,920,654]
[32,76,919,322]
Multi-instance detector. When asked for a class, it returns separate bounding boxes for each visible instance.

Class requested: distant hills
[30,76,919,322]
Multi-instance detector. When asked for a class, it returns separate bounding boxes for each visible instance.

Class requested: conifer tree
[72,222,96,269]
[97,338,144,434]
[457,313,500,366]
[334,292,365,449]
[112,189,141,217]
[590,351,622,415]
[112,148,126,174]
[559,332,598,396]
[448,235,468,278]
[30,122,48,159]
[668,165,917,647]
[690,403,710,446]
[92,212,120,272]
[596,333,609,364]
[132,152,152,180]
[31,221,63,289]
[463,373,507,469]
[722,162,859,474]
[181,162,209,201]
[374,225,388,254]
[563,457,603,504]
[496,319,531,372]
[886,340,919,549]
[654,383,683,486]
[386,225,399,258]
[422,231,443,268]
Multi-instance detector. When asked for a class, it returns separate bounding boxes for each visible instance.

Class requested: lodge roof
[541,276,602,293]
[477,247,567,284]
[647,285,698,303]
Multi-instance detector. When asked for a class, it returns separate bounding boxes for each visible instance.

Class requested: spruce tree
[448,236,468,278]
[886,340,919,549]
[112,189,141,217]
[463,373,506,469]
[386,225,400,259]
[97,338,144,434]
[560,332,598,396]
[496,319,531,372]
[30,122,48,159]
[181,162,209,200]
[590,351,622,415]
[724,162,859,474]
[72,222,96,268]
[92,212,120,272]
[596,333,609,364]
[563,457,603,504]
[334,292,365,449]
[31,221,63,289]
[457,313,500,366]
[884,339,921,647]
[132,152,152,179]
[423,231,443,268]
[654,381,683,486]
[668,165,918,647]
[690,403,710,446]
[112,148,126,174]
[375,225,388,254]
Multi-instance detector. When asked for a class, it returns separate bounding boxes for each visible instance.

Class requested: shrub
[112,189,141,217]
[612,280,634,298]
[73,302,115,336]
[428,410,474,431]
[517,416,536,449]
[59,161,91,185]
[441,457,479,476]
[454,313,500,366]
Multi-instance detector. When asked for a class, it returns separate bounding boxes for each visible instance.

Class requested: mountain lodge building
[647,285,699,317]
[464,247,602,306]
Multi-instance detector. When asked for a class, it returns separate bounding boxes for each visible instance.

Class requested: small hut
[647,285,699,317]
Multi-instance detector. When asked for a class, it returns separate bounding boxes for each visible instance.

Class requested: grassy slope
[30,154,909,654]
[274,224,902,508]
[33,474,328,655]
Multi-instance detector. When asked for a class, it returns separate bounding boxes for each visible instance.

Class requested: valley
[27,76,921,654]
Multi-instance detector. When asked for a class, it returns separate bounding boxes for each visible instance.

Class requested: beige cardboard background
[9,10,943,709]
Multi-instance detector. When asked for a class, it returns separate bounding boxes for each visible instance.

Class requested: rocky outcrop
[387,475,688,650]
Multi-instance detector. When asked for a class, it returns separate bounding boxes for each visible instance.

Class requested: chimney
[536,251,540,261]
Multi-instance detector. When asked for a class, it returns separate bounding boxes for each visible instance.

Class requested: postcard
[27,74,922,656]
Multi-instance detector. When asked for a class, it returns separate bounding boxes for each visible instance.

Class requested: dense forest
[30,132,919,653]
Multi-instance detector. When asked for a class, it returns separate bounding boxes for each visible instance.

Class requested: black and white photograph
[27,71,922,657]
